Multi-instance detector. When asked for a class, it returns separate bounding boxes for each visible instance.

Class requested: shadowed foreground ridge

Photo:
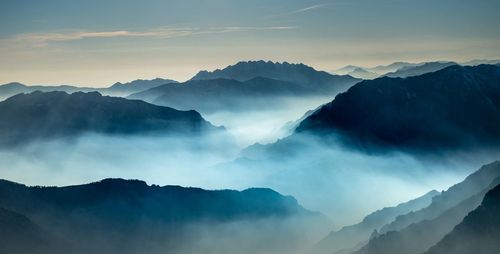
[424,183,500,254]
[0,178,325,254]
[297,64,500,151]
[351,161,500,254]
[0,91,217,145]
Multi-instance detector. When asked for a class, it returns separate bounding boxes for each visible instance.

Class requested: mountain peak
[296,64,500,152]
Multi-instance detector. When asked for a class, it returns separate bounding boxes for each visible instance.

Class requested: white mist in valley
[1,129,495,226]
[202,96,333,147]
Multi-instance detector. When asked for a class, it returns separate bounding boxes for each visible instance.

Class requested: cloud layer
[7,26,295,48]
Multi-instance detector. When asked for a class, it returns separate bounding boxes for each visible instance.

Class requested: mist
[1,128,496,227]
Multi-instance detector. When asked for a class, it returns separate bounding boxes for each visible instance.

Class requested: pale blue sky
[1,0,499,86]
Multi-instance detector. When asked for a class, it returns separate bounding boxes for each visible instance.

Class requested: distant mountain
[461,59,500,66]
[191,60,359,91]
[0,178,325,254]
[425,183,500,254]
[352,161,500,254]
[313,190,439,254]
[296,64,500,152]
[368,62,420,74]
[335,65,363,75]
[0,78,176,101]
[129,74,359,113]
[347,68,379,80]
[0,82,96,101]
[104,78,177,96]
[384,61,457,78]
[0,91,218,146]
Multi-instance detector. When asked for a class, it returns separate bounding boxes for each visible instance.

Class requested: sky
[0,0,499,87]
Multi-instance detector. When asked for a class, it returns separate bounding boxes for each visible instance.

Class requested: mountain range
[297,64,500,152]
[0,178,326,254]
[128,77,316,113]
[128,61,360,113]
[334,59,500,79]
[0,91,218,146]
[384,61,457,78]
[0,78,176,101]
[346,68,379,80]
[191,60,357,88]
[424,182,500,254]
[313,190,439,254]
[349,161,500,254]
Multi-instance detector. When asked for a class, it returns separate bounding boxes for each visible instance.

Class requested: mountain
[0,207,61,254]
[384,61,457,78]
[0,178,326,254]
[424,183,500,254]
[347,68,379,80]
[353,178,500,254]
[129,74,358,113]
[190,60,359,92]
[380,161,500,233]
[296,64,500,152]
[103,78,177,96]
[461,59,500,66]
[313,190,439,254]
[0,78,176,101]
[0,91,218,146]
[335,65,363,75]
[0,82,96,101]
[352,161,500,254]
[368,62,420,74]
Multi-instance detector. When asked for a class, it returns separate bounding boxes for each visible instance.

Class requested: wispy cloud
[267,3,332,19]
[6,26,295,48]
[289,4,330,15]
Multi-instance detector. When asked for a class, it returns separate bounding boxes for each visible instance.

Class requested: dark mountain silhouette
[104,78,177,96]
[0,82,96,100]
[380,161,500,234]
[129,75,356,113]
[313,190,438,254]
[0,91,218,146]
[0,78,176,100]
[425,183,500,254]
[0,178,325,254]
[297,64,500,152]
[384,61,457,78]
[191,61,359,91]
[0,206,62,254]
[351,161,500,254]
[353,176,500,254]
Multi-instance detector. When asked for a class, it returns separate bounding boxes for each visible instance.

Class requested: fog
[1,93,499,231]
[1,129,496,227]
[201,96,333,147]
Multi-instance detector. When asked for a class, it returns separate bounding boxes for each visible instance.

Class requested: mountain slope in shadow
[424,183,500,254]
[129,61,360,114]
[353,176,500,254]
[297,64,500,152]
[0,91,218,146]
[0,178,328,254]
[380,161,500,234]
[313,190,439,254]
[0,206,64,254]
